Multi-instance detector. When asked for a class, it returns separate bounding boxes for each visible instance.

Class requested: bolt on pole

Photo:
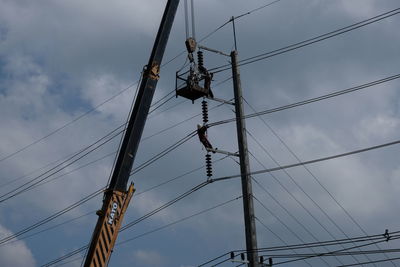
[231,50,259,267]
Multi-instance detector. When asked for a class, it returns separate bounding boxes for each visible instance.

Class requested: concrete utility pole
[231,50,259,267]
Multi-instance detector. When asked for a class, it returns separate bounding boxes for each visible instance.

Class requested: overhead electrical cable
[142,101,225,141]
[208,73,400,127]
[338,257,400,267]
[254,217,314,267]
[1,126,197,203]
[1,87,210,201]
[0,188,103,246]
[252,194,339,266]
[273,235,400,266]
[0,82,137,165]
[164,0,285,67]
[0,211,94,247]
[200,231,400,266]
[209,7,400,73]
[244,99,396,266]
[120,180,210,231]
[0,126,124,204]
[246,129,371,265]
[259,250,400,258]
[29,152,116,190]
[212,235,400,267]
[42,180,212,266]
[229,154,337,265]
[136,154,229,196]
[130,130,197,176]
[118,195,242,244]
[51,196,242,266]
[211,138,400,183]
[251,173,342,265]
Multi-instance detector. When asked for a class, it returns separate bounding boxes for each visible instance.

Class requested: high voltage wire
[250,174,341,266]
[168,0,284,63]
[0,188,104,246]
[42,180,212,266]
[254,217,314,267]
[229,155,333,266]
[246,128,372,265]
[252,194,336,266]
[136,154,229,196]
[7,3,398,266]
[5,84,400,266]
[0,211,94,248]
[1,79,228,199]
[2,2,288,264]
[46,196,243,266]
[0,127,124,204]
[338,257,400,267]
[273,236,400,266]
[212,231,400,256]
[244,99,397,266]
[208,72,400,127]
[0,126,196,204]
[211,138,400,183]
[130,130,197,175]
[0,91,214,202]
[200,231,400,266]
[0,82,137,165]
[259,250,400,258]
[3,155,230,252]
[209,7,400,73]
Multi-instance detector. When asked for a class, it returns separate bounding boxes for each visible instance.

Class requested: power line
[210,7,400,73]
[244,99,397,266]
[0,211,94,248]
[0,126,124,204]
[0,50,183,166]
[0,188,103,246]
[130,130,197,176]
[0,82,137,166]
[117,195,241,245]
[255,217,314,267]
[6,156,230,251]
[234,0,284,20]
[229,154,334,265]
[253,194,335,266]
[136,154,229,196]
[208,72,400,127]
[164,0,285,67]
[197,231,400,266]
[212,138,400,183]
[246,129,370,265]
[142,101,225,141]
[120,180,210,231]
[273,236,400,266]
[42,180,212,266]
[1,88,206,202]
[251,174,340,266]
[260,250,400,258]
[338,256,400,267]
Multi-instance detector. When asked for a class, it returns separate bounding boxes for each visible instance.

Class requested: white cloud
[132,249,164,267]
[0,224,36,267]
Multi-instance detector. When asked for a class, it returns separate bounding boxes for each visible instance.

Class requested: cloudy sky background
[1,0,400,266]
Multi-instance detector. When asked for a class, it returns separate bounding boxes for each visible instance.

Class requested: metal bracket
[206,96,235,105]
[198,45,230,57]
[206,148,239,157]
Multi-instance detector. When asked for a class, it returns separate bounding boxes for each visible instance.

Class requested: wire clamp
[384,229,391,241]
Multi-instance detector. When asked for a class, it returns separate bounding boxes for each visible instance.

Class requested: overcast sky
[1,0,400,266]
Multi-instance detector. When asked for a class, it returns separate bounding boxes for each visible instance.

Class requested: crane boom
[84,1,180,266]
